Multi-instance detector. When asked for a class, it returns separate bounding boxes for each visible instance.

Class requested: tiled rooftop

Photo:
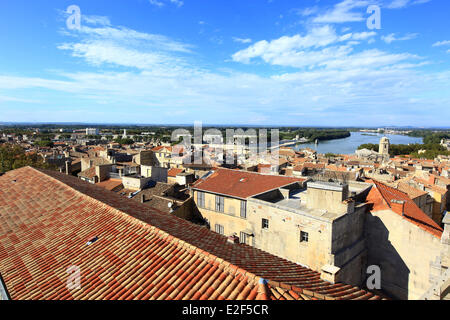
[367,179,443,238]
[0,167,383,300]
[193,168,306,199]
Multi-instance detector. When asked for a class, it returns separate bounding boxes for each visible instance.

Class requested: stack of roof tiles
[0,167,383,300]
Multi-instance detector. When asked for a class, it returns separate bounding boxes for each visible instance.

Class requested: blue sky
[0,0,449,126]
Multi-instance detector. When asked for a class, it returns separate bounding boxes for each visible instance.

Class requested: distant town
[1,124,449,301]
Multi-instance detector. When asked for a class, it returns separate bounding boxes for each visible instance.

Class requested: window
[300,231,309,243]
[215,195,224,212]
[240,200,247,219]
[262,218,269,229]
[240,232,250,245]
[197,191,205,208]
[215,224,224,235]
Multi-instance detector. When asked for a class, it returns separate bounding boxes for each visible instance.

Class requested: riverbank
[292,132,423,155]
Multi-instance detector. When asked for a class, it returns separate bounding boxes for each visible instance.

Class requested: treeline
[357,142,450,159]
[0,144,56,173]
[114,138,135,145]
[280,129,351,142]
[407,131,450,144]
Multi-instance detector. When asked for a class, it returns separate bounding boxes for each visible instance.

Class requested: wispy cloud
[312,0,370,24]
[149,0,184,7]
[295,6,319,17]
[433,40,450,47]
[381,33,418,44]
[232,37,252,44]
[82,15,111,26]
[386,0,431,9]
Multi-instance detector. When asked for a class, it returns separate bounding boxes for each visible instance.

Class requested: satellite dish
[168,202,173,208]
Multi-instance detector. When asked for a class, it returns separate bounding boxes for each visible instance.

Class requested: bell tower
[379,137,390,156]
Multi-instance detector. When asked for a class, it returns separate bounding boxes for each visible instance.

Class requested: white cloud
[433,40,450,47]
[170,0,184,7]
[58,41,185,71]
[232,26,377,68]
[386,0,410,8]
[149,0,164,7]
[232,26,340,64]
[0,95,41,104]
[232,37,252,44]
[296,6,319,17]
[149,0,183,7]
[312,0,370,24]
[381,33,418,44]
[82,15,111,26]
[386,0,431,9]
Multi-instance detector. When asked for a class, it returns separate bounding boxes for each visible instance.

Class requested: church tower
[379,137,390,156]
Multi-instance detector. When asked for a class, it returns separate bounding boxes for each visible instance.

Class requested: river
[292,132,423,155]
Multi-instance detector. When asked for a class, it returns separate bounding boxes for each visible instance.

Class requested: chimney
[65,161,71,175]
[390,199,405,215]
[227,235,239,244]
[320,264,341,284]
[141,194,146,203]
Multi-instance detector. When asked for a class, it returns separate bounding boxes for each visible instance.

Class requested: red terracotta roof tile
[168,168,184,177]
[366,179,443,238]
[0,167,382,300]
[193,168,306,199]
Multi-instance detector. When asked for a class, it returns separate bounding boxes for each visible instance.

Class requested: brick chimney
[390,199,405,215]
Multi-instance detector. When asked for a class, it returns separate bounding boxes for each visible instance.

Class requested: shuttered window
[240,232,250,245]
[215,224,224,235]
[197,191,205,208]
[240,201,247,219]
[215,196,224,213]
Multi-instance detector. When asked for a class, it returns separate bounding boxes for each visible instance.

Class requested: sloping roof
[168,168,184,177]
[152,146,171,152]
[192,168,306,199]
[396,182,427,199]
[96,179,124,192]
[77,167,96,179]
[0,167,382,300]
[366,179,443,238]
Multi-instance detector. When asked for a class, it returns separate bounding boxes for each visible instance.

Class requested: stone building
[192,168,449,299]
[379,137,390,156]
[192,168,372,286]
[365,180,444,299]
